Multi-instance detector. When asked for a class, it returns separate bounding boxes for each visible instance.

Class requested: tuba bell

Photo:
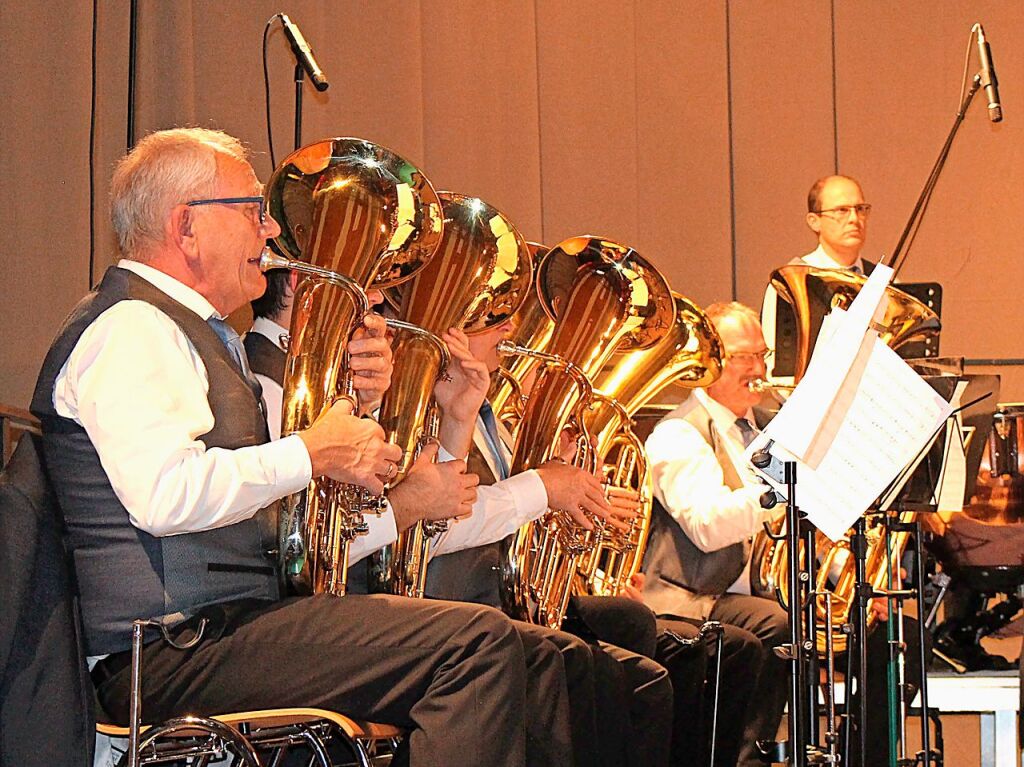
[489,242,554,430]
[499,236,674,627]
[578,292,724,597]
[266,137,444,597]
[770,264,940,382]
[366,192,534,597]
[752,264,942,652]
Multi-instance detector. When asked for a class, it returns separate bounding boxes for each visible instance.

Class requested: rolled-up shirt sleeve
[646,418,769,553]
[53,301,312,536]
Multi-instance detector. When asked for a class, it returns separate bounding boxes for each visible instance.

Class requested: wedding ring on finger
[384,462,398,481]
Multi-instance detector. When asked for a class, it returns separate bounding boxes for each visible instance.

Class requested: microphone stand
[293,64,306,151]
[887,75,982,277]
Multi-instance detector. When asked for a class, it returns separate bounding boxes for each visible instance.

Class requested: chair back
[0,433,94,766]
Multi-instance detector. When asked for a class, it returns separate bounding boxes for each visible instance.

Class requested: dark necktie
[735,416,758,448]
[479,401,510,480]
[208,317,264,402]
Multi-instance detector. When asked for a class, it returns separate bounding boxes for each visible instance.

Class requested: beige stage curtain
[1,0,1021,408]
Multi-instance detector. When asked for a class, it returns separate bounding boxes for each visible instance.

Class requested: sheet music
[748,265,953,541]
[934,380,969,513]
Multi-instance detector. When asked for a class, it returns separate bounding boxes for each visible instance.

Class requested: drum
[966,403,1024,524]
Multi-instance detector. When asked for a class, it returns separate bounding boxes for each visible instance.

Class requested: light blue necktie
[208,317,263,401]
[479,401,510,480]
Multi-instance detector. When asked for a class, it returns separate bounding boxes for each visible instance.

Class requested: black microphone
[280,14,329,92]
[976,24,1002,123]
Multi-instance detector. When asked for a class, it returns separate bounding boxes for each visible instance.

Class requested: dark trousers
[571,595,674,767]
[655,616,761,767]
[708,594,790,767]
[92,595,549,767]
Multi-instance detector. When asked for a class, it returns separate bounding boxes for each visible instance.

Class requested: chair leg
[707,630,724,767]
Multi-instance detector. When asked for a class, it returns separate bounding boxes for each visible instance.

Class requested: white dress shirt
[761,244,868,380]
[52,260,312,538]
[430,416,548,557]
[646,389,775,593]
[247,316,289,441]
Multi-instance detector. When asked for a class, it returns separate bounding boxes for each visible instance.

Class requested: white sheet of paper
[934,380,969,513]
[765,265,892,466]
[749,265,953,541]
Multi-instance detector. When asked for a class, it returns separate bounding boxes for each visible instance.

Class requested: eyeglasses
[186,196,267,225]
[813,203,872,221]
[726,349,773,365]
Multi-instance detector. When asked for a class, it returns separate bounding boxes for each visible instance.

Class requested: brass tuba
[751,264,942,652]
[366,192,534,597]
[266,137,444,597]
[578,293,724,597]
[489,242,554,430]
[499,236,674,627]
[770,264,940,382]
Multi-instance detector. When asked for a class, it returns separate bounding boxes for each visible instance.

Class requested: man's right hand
[536,460,614,531]
[298,399,401,495]
[388,442,480,532]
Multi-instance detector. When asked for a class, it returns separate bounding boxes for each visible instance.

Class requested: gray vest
[641,396,749,620]
[31,267,278,655]
[243,329,286,384]
[423,440,506,607]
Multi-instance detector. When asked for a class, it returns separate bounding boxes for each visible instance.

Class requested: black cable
[263,14,282,170]
[89,0,99,288]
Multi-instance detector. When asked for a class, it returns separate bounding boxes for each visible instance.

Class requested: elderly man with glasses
[761,174,874,380]
[641,301,789,767]
[30,127,566,767]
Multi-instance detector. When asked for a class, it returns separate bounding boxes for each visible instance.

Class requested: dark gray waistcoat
[31,266,277,655]
[641,396,748,619]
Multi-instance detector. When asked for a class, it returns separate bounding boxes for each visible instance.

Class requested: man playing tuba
[36,127,556,767]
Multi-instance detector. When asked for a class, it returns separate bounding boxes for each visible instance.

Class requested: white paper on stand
[747,265,954,541]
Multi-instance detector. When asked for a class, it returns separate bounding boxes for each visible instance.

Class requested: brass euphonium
[266,137,444,597]
[579,292,724,597]
[367,192,533,597]
[499,236,674,628]
[770,264,940,382]
[751,264,942,652]
[489,242,553,429]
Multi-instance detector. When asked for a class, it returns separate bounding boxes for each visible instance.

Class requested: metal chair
[0,421,402,767]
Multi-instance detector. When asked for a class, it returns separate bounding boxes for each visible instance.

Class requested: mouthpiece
[259,247,290,272]
[747,378,796,394]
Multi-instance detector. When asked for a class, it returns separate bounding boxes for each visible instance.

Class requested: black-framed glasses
[726,349,773,366]
[813,203,872,221]
[186,196,267,225]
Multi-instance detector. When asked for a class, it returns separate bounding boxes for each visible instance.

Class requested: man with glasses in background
[642,302,788,767]
[761,174,874,381]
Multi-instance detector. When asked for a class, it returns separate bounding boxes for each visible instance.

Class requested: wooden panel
[420,0,543,238]
[535,0,638,247]
[729,0,836,309]
[635,1,732,307]
[836,2,1024,383]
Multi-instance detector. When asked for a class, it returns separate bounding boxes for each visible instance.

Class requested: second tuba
[578,292,724,597]
[267,137,444,597]
[366,192,534,597]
